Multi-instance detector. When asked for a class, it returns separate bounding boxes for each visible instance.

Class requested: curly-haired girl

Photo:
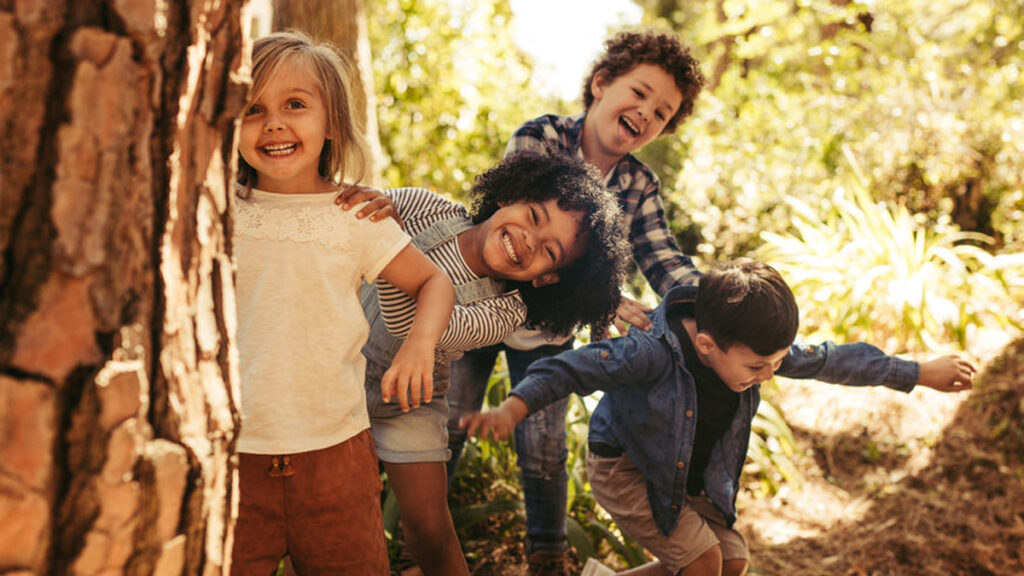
[360,149,629,576]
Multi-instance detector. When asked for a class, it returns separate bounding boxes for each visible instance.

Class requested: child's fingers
[334,184,378,209]
[422,371,434,405]
[362,198,395,221]
[381,369,395,404]
[459,414,480,437]
[409,370,422,409]
[396,373,411,412]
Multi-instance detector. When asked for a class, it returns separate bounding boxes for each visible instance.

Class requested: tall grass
[758,146,1023,353]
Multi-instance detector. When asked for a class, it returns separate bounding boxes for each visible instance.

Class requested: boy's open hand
[918,354,977,392]
[459,396,530,442]
[335,184,403,226]
[381,337,435,411]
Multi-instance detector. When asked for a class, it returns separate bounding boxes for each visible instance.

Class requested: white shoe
[581,557,616,576]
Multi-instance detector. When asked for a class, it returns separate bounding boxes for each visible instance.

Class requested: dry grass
[740,337,1024,576]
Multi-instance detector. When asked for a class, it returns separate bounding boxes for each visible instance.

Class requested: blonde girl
[231,31,454,575]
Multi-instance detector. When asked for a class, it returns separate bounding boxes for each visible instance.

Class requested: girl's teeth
[263,143,297,156]
[502,232,519,264]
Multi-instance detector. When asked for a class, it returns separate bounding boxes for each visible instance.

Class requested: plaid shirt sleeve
[504,115,570,157]
[621,168,701,295]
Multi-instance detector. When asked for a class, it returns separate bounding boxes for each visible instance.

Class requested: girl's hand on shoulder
[918,354,977,392]
[612,296,653,335]
[381,337,435,412]
[335,184,403,227]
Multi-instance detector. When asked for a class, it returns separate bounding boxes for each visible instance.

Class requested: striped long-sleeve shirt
[375,187,527,361]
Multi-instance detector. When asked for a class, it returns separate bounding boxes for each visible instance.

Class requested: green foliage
[745,381,801,497]
[641,0,1024,260]
[758,147,1024,352]
[367,0,559,199]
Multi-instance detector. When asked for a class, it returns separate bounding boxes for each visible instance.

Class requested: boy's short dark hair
[582,29,705,134]
[695,259,799,355]
[470,151,630,335]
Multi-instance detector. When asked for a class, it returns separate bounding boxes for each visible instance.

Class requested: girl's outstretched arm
[378,246,455,411]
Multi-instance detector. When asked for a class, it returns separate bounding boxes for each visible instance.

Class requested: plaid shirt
[506,113,699,296]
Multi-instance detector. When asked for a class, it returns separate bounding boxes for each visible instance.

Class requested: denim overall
[361,215,506,462]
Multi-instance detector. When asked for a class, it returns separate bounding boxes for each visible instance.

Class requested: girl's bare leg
[384,461,469,576]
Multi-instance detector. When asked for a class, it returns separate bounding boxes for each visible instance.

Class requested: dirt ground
[738,336,1024,576]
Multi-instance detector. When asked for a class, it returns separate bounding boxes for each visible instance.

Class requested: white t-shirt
[233,189,410,454]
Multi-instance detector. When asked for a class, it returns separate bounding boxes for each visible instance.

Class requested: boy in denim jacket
[461,259,976,576]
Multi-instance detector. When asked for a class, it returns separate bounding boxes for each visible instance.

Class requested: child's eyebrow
[285,87,316,97]
[538,202,551,223]
[538,203,567,262]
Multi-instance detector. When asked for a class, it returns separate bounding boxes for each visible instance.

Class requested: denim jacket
[511,284,920,536]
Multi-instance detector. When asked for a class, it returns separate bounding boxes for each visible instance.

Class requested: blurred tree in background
[366,0,568,196]
[636,0,1023,260]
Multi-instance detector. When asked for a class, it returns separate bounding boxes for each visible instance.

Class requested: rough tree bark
[272,0,386,186]
[0,1,246,574]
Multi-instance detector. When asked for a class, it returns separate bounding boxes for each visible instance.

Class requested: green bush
[757,148,1024,352]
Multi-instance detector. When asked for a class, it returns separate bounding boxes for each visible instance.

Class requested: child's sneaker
[581,557,616,576]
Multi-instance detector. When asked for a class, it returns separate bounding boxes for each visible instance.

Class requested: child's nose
[263,116,285,132]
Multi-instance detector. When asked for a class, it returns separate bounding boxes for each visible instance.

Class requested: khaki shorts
[586,451,748,574]
[233,430,389,575]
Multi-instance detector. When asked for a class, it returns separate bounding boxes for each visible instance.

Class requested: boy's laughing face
[693,331,789,393]
[584,63,683,166]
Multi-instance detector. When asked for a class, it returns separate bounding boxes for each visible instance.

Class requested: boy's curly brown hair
[582,29,706,134]
[470,150,630,336]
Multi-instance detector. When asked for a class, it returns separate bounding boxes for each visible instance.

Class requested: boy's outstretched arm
[917,354,977,392]
[378,245,455,411]
[460,396,530,442]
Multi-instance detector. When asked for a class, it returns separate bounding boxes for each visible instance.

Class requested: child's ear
[531,273,560,288]
[591,70,610,99]
[693,332,719,355]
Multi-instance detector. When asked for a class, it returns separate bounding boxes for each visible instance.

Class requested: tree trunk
[0,1,246,575]
[272,0,386,186]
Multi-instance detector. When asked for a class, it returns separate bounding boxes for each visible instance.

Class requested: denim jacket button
[600,351,609,358]
[670,504,679,512]
[676,460,685,469]
[685,410,693,418]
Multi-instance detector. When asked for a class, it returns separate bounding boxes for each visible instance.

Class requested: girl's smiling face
[239,60,333,194]
[468,198,588,287]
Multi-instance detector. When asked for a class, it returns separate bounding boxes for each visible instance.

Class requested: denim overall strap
[361,215,507,366]
[410,216,507,305]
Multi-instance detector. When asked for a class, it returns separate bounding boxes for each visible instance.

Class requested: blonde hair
[237,30,371,189]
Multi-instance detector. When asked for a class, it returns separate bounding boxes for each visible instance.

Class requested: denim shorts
[364,355,451,463]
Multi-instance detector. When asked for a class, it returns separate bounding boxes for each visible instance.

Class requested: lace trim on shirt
[234,198,355,250]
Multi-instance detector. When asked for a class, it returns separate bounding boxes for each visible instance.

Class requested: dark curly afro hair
[582,29,705,134]
[469,150,630,336]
